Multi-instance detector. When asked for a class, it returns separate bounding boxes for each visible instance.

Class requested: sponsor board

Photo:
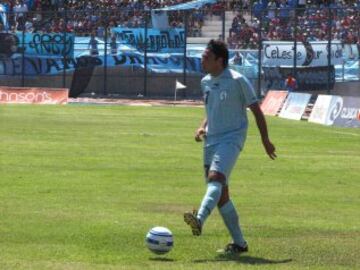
[309,95,360,127]
[279,92,312,120]
[262,40,342,67]
[308,95,340,125]
[334,97,360,128]
[0,87,69,104]
[260,90,288,116]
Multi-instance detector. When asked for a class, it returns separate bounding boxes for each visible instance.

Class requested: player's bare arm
[195,118,208,142]
[249,102,277,160]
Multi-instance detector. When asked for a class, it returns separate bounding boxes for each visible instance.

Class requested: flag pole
[174,84,177,101]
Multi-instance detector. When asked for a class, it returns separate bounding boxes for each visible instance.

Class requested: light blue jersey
[201,68,258,149]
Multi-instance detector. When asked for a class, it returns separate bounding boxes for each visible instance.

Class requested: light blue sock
[219,200,247,247]
[197,181,222,225]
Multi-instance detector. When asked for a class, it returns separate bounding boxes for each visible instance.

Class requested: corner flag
[175,80,186,90]
[175,80,186,101]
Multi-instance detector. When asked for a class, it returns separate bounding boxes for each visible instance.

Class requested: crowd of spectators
[0,0,210,37]
[227,0,360,49]
[0,0,359,49]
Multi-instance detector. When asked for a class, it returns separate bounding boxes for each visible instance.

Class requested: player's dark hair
[206,39,229,68]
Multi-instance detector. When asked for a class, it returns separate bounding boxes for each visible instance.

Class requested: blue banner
[0,53,201,76]
[111,28,185,53]
[16,32,75,58]
[155,0,217,11]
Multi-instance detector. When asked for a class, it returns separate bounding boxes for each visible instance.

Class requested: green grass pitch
[0,104,359,270]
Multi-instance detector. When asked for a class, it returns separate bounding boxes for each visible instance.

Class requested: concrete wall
[332,81,360,97]
[291,81,360,97]
[81,66,203,98]
[0,68,202,98]
[0,74,73,89]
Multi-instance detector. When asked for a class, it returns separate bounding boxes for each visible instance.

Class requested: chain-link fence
[0,4,359,98]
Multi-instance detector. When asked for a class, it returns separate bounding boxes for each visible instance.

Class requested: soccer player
[184,39,276,255]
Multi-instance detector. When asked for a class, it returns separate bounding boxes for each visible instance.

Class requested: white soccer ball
[145,226,173,255]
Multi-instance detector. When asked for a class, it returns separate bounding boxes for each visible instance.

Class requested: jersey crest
[219,90,228,101]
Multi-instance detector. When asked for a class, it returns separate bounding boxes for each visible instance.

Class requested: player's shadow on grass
[193,255,292,265]
[149,257,175,262]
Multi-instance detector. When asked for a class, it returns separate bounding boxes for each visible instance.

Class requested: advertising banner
[309,95,360,127]
[262,40,342,67]
[308,95,339,125]
[263,66,335,91]
[0,87,69,104]
[279,92,312,120]
[260,90,288,116]
[333,96,360,128]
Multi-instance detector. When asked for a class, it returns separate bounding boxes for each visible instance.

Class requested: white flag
[0,4,8,30]
[151,10,169,30]
[175,80,186,90]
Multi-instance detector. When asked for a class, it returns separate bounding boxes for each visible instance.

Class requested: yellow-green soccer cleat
[184,210,202,236]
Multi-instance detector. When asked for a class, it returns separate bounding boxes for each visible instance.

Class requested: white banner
[279,92,312,120]
[263,41,343,67]
[151,10,169,30]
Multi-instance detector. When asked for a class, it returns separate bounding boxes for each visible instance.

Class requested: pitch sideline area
[68,97,204,107]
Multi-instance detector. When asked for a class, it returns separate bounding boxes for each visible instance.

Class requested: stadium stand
[0,0,210,36]
[227,0,360,49]
[0,0,358,49]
